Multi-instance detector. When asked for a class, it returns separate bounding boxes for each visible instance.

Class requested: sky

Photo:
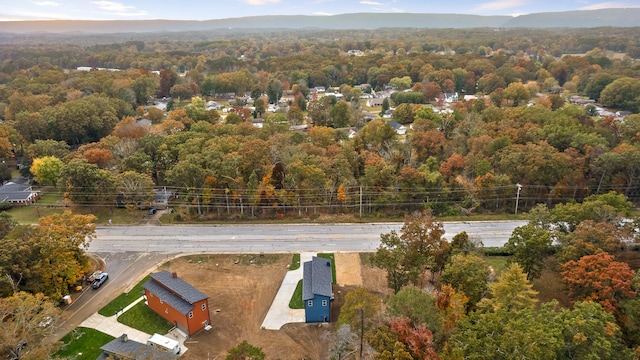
[1,0,639,21]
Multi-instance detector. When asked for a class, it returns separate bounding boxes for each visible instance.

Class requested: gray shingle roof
[151,271,208,303]
[143,271,208,315]
[0,182,35,202]
[302,257,333,301]
[100,336,176,360]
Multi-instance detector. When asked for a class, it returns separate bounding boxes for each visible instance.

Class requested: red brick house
[143,271,211,336]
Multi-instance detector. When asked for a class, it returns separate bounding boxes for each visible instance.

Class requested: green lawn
[289,280,304,309]
[117,301,174,334]
[484,255,512,276]
[99,276,150,316]
[317,253,336,283]
[53,327,114,360]
[290,253,301,270]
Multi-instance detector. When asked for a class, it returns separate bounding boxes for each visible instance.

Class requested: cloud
[313,11,334,16]
[242,0,281,5]
[90,1,148,17]
[579,2,640,10]
[33,1,59,6]
[474,0,529,11]
[92,1,134,12]
[360,1,383,5]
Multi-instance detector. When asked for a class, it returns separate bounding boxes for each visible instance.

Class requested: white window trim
[307,300,313,307]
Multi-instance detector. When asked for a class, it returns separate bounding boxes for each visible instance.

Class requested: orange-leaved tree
[561,252,636,315]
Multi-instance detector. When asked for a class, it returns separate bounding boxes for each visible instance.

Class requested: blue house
[302,257,333,323]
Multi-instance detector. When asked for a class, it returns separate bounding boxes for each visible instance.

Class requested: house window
[160,299,163,304]
[202,303,206,311]
[322,300,328,307]
[165,308,168,314]
[189,311,193,319]
[307,300,313,307]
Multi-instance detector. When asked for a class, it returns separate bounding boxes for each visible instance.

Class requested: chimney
[172,272,178,278]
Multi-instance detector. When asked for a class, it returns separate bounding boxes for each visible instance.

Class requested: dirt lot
[156,253,389,360]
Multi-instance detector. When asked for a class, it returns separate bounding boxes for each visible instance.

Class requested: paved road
[50,252,170,342]
[88,221,527,253]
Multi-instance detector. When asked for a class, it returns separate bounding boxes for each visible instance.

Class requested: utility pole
[359,186,363,218]
[515,183,522,215]
[360,308,364,359]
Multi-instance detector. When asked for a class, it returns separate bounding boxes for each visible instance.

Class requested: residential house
[152,188,174,209]
[303,257,333,323]
[98,334,176,360]
[205,101,220,110]
[0,181,39,206]
[136,118,152,127]
[336,127,358,139]
[388,120,407,135]
[443,92,459,103]
[143,271,211,337]
[366,97,385,107]
[251,118,265,128]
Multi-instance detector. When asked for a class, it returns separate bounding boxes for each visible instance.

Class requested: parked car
[38,316,53,328]
[149,208,157,215]
[92,272,108,289]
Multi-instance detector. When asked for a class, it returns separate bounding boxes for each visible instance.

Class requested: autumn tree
[447,307,559,360]
[440,254,490,309]
[30,156,63,186]
[266,79,282,104]
[324,324,360,360]
[45,94,119,146]
[115,171,155,210]
[504,224,552,280]
[392,103,416,125]
[82,148,113,168]
[337,287,380,334]
[372,231,411,293]
[367,325,413,360]
[551,301,634,360]
[0,213,17,239]
[0,292,62,360]
[557,220,626,263]
[112,116,148,139]
[481,263,538,312]
[0,211,96,299]
[390,317,440,360]
[169,84,193,101]
[373,210,450,292]
[226,340,265,360]
[386,286,444,346]
[600,77,640,112]
[159,68,178,98]
[27,139,70,160]
[561,252,636,315]
[435,284,468,339]
[59,158,115,207]
[330,100,351,128]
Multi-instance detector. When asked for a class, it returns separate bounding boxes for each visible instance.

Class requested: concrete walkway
[79,296,189,353]
[261,252,315,330]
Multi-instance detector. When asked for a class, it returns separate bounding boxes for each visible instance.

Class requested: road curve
[88,221,528,253]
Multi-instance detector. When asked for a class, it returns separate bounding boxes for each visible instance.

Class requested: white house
[388,120,407,135]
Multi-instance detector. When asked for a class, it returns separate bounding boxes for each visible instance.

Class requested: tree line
[328,198,639,358]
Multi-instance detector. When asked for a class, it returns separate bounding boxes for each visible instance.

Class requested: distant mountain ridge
[1,8,639,34]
